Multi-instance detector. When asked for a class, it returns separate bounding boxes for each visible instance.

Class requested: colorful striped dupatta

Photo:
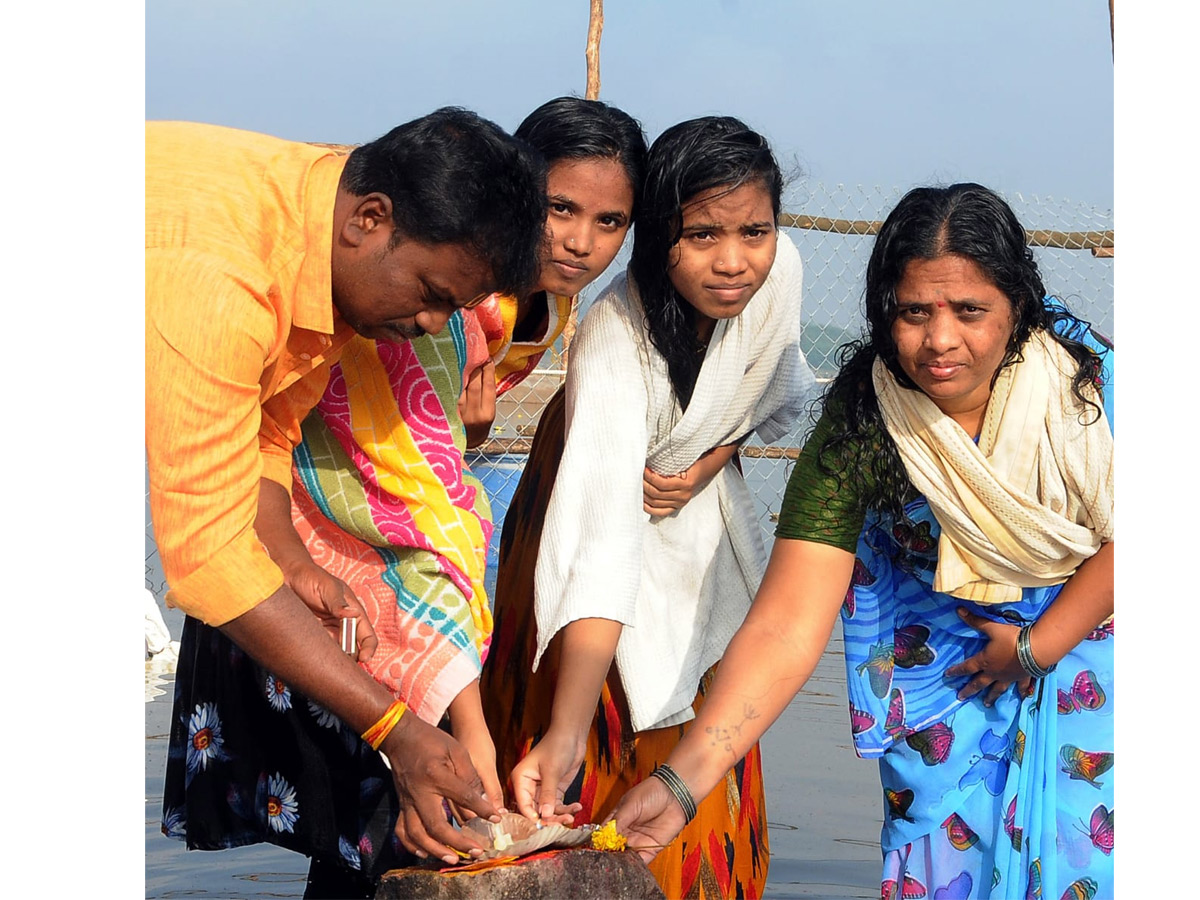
[470,291,574,394]
[291,315,494,724]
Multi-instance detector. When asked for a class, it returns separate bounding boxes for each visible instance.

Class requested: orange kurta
[145,121,354,625]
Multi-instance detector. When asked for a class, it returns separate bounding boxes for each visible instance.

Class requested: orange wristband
[362,699,407,750]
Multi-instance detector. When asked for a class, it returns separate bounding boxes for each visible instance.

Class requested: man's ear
[340,192,394,248]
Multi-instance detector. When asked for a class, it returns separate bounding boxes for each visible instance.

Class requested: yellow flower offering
[591,819,628,852]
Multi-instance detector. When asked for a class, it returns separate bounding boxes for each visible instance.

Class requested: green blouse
[773,406,891,553]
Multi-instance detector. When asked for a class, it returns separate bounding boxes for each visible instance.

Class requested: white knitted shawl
[532,232,814,731]
[873,329,1114,604]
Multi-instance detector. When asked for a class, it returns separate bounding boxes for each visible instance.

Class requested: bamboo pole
[778,213,1113,251]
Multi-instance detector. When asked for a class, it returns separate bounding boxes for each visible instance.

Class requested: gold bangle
[362,699,407,750]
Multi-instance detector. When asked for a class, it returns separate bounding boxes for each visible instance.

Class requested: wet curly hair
[819,182,1105,517]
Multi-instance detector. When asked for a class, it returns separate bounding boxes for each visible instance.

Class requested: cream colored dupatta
[872,330,1114,604]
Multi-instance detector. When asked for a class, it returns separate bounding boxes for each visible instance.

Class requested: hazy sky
[146,1,1114,207]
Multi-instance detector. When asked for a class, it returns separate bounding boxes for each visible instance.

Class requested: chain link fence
[147,184,1114,600]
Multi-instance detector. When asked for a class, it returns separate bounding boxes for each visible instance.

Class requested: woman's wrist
[649,763,698,824]
[1016,623,1055,678]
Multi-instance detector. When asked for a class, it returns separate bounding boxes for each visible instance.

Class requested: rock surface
[376,847,666,900]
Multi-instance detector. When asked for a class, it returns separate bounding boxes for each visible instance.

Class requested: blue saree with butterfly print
[778,320,1114,900]
[846,500,1113,900]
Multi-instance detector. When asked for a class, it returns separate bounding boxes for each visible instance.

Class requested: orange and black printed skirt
[480,388,770,900]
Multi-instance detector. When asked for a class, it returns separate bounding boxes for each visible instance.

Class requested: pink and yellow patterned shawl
[290,296,569,725]
[291,316,494,724]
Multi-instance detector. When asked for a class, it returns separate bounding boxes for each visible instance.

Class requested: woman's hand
[458,359,497,449]
[642,441,741,516]
[610,775,688,864]
[643,463,705,515]
[509,727,586,825]
[281,558,378,664]
[450,716,505,820]
[944,608,1032,706]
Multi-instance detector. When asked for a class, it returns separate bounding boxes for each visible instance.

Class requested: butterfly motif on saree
[1060,877,1099,900]
[940,813,978,851]
[842,557,875,618]
[855,641,894,699]
[1059,744,1113,789]
[1025,858,1042,900]
[882,873,927,899]
[894,624,936,669]
[884,689,913,742]
[958,728,1010,795]
[1004,794,1024,852]
[885,787,915,823]
[1086,620,1114,641]
[892,519,936,554]
[906,721,955,766]
[1057,670,1107,715]
[933,871,972,900]
[1075,803,1113,855]
[848,702,875,735]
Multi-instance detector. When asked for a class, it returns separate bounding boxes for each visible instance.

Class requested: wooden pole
[585,0,604,100]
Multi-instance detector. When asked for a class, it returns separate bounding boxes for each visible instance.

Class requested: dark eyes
[896,305,987,321]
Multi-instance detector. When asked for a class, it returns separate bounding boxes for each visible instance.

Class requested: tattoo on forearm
[704,705,761,755]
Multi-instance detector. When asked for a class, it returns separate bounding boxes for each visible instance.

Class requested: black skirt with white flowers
[161,615,416,882]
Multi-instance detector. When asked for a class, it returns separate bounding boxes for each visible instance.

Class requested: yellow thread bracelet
[362,699,407,750]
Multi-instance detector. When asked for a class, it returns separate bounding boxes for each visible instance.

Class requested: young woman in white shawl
[611,184,1115,900]
[480,117,815,899]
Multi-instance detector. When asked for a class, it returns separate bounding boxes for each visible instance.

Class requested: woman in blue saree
[611,183,1114,900]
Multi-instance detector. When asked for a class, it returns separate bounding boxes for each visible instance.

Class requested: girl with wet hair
[459,96,649,445]
[482,116,815,899]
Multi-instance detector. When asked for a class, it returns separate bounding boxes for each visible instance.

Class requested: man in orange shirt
[146,108,546,869]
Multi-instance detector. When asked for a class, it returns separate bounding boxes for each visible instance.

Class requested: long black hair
[631,116,783,410]
[341,106,548,299]
[820,182,1105,517]
[514,96,647,217]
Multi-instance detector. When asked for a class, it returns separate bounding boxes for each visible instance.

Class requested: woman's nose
[564,226,594,256]
[713,239,747,274]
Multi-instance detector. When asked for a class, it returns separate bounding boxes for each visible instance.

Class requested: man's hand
[281,559,378,663]
[381,712,501,864]
[458,359,497,449]
[253,477,378,662]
